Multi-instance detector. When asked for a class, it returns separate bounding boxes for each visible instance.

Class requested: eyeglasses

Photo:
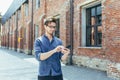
[47,26,56,28]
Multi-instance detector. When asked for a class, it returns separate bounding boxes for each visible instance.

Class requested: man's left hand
[61,48,70,55]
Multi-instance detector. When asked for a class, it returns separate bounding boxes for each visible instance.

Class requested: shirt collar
[43,34,55,43]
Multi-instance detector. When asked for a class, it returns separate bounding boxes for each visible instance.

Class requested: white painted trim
[81,8,86,46]
[78,47,102,49]
[53,14,60,19]
[82,1,101,9]
[77,0,101,10]
[46,14,60,19]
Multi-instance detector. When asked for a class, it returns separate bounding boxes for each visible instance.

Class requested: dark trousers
[38,74,63,80]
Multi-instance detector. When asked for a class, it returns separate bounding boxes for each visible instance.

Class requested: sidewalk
[0,48,114,80]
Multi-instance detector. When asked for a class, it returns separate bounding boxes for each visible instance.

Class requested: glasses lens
[48,26,56,28]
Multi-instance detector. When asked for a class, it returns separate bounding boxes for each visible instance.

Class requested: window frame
[86,4,102,47]
[24,3,29,16]
[36,0,40,9]
[55,18,60,38]
[35,25,39,39]
[18,8,21,20]
[81,3,102,47]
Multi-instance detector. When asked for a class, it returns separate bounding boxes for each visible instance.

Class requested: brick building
[0,13,2,46]
[1,0,120,79]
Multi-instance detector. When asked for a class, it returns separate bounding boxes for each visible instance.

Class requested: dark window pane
[97,6,101,15]
[36,0,40,9]
[55,19,60,38]
[97,26,102,46]
[86,27,91,46]
[91,8,95,16]
[86,9,91,26]
[96,15,102,25]
[38,0,40,7]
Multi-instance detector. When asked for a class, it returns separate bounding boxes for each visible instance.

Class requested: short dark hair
[44,18,56,26]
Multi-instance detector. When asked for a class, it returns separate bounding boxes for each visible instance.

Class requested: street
[0,48,114,80]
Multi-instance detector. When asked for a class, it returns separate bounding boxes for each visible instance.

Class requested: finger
[64,48,69,51]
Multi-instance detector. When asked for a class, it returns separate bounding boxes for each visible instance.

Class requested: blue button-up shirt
[34,34,63,76]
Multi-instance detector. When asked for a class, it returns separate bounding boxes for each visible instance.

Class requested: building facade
[0,13,2,45]
[1,0,120,79]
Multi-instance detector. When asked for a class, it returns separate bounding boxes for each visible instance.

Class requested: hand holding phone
[61,47,70,55]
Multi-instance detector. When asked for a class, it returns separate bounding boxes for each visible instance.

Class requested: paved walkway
[0,48,114,80]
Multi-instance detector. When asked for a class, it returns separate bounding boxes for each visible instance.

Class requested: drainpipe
[0,14,1,34]
[0,14,1,47]
[30,0,33,54]
[15,12,18,51]
[8,20,10,49]
[68,0,74,65]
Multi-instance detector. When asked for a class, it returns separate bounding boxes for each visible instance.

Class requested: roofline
[2,0,27,24]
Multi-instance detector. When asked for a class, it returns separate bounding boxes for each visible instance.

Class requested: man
[34,18,70,80]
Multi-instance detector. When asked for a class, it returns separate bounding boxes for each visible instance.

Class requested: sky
[0,0,13,15]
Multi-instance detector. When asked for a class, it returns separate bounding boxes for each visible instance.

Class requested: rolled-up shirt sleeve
[34,39,42,61]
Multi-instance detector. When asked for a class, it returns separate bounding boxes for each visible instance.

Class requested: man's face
[45,22,56,35]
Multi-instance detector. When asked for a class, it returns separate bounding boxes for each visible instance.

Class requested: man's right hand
[54,46,64,53]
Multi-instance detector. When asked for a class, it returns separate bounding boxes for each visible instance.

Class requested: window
[35,25,39,39]
[13,15,16,24]
[10,19,13,34]
[18,10,21,20]
[86,4,102,47]
[24,3,29,16]
[36,0,40,9]
[55,19,60,38]
[24,28,26,44]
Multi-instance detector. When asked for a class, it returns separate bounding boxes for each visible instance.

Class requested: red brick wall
[46,0,66,16]
[74,0,120,62]
[102,0,120,62]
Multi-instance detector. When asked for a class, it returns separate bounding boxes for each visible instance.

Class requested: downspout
[0,14,2,47]
[8,20,10,49]
[30,0,33,54]
[68,0,74,65]
[0,14,1,37]
[15,12,18,51]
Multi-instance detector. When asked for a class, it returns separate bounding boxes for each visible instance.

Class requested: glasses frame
[47,26,56,29]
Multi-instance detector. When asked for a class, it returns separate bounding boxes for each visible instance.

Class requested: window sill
[78,47,102,49]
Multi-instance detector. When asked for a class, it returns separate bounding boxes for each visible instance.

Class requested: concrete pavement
[0,48,114,80]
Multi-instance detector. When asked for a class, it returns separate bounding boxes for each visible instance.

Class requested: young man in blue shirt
[34,18,70,80]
